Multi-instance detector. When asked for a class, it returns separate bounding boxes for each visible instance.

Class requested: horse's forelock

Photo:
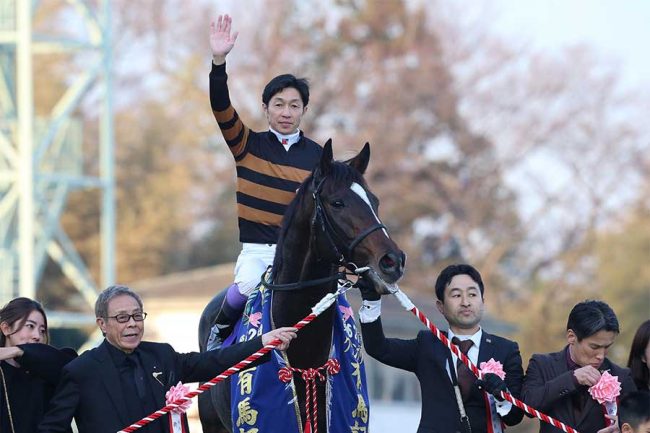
[322,160,366,193]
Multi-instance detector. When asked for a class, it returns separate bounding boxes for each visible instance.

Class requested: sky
[489,0,650,90]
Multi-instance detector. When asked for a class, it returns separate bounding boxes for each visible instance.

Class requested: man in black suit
[522,300,637,433]
[359,264,524,433]
[38,285,297,433]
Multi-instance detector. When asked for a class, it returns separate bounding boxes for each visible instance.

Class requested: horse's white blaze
[350,182,389,238]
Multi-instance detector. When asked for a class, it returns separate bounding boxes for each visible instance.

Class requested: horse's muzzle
[378,250,406,283]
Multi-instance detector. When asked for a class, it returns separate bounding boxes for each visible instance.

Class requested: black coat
[361,318,524,433]
[38,338,263,433]
[522,348,637,433]
[0,344,77,433]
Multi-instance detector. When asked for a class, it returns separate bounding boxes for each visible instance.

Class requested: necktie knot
[124,355,136,366]
[452,337,473,355]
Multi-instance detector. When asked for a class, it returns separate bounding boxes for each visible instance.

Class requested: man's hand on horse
[262,327,298,351]
[356,275,381,301]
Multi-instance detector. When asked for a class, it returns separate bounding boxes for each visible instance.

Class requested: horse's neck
[272,223,338,369]
[274,220,337,286]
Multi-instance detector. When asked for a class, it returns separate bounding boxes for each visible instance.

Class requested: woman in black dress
[0,297,77,433]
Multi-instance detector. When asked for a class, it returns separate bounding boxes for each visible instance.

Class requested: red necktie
[452,337,475,401]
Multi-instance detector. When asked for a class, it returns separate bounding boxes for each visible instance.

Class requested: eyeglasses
[106,312,148,323]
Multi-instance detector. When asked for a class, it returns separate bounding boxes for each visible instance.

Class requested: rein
[261,272,346,292]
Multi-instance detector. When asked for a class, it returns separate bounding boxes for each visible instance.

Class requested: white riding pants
[234,243,277,296]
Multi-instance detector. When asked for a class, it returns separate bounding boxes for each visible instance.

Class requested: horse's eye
[330,200,345,208]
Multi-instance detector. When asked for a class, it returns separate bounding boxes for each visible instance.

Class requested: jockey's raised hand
[262,327,298,351]
[210,14,238,65]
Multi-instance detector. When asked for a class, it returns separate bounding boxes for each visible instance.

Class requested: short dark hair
[262,74,310,107]
[618,391,650,430]
[0,297,49,345]
[435,264,485,301]
[566,300,619,340]
[628,319,650,390]
[95,285,143,319]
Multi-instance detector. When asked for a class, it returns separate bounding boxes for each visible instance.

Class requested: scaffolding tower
[0,0,114,325]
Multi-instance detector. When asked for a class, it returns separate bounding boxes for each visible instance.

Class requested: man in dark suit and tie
[38,285,297,433]
[522,300,637,433]
[359,264,524,433]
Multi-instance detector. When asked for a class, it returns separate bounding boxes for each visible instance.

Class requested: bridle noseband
[262,176,387,292]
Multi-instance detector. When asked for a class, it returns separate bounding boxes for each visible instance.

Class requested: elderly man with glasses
[38,285,297,433]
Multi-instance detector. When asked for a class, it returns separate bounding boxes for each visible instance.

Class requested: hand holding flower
[588,371,621,404]
[479,358,506,380]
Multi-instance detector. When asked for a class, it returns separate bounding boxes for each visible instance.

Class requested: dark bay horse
[198,140,405,433]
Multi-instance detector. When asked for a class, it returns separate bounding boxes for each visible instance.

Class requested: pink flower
[479,358,506,380]
[339,305,354,322]
[165,382,192,414]
[249,312,262,328]
[589,371,621,404]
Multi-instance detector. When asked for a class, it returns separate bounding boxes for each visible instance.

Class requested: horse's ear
[318,138,334,177]
[347,142,370,175]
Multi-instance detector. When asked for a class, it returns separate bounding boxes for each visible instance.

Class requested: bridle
[311,177,387,262]
[262,176,387,292]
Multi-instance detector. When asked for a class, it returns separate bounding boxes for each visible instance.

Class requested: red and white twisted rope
[117,291,340,433]
[278,358,341,433]
[392,290,581,433]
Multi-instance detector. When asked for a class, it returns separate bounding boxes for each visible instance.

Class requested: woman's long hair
[0,297,49,346]
[627,319,650,390]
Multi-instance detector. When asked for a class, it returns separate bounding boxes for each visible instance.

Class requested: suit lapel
[435,331,454,384]
[478,332,496,365]
[139,348,168,411]
[550,350,579,427]
[94,341,129,426]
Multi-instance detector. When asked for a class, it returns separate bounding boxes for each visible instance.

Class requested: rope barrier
[391,289,581,433]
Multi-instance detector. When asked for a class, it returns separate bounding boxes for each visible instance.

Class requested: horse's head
[308,139,405,294]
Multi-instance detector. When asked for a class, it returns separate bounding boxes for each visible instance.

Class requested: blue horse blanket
[229,284,370,433]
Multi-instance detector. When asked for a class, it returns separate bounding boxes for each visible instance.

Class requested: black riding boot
[206,284,246,350]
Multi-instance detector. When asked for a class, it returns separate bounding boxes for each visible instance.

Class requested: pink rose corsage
[588,371,621,404]
[479,358,506,380]
[589,371,621,425]
[165,381,192,414]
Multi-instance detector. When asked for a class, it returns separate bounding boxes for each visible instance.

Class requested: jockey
[207,14,322,349]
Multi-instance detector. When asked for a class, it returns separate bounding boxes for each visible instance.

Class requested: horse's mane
[270,160,367,281]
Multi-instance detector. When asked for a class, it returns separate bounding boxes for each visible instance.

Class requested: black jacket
[522,348,636,433]
[38,338,262,433]
[0,344,76,433]
[361,318,524,433]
